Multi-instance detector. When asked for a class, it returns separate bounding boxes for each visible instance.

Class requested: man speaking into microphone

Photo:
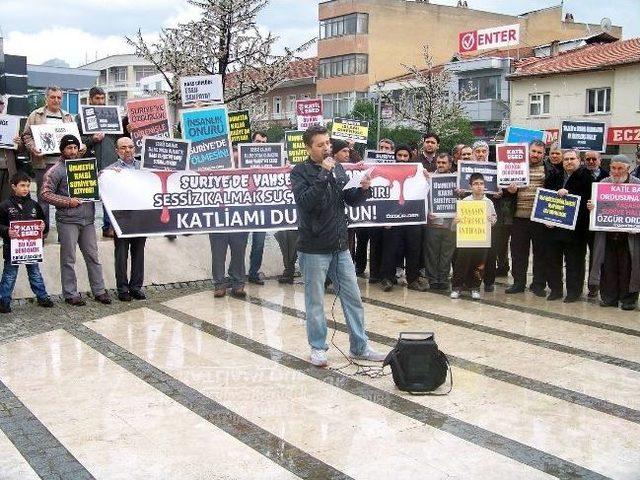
[291,124,387,367]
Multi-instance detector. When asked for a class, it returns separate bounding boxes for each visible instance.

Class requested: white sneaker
[310,348,328,367]
[471,290,481,300]
[349,345,387,362]
[450,290,460,299]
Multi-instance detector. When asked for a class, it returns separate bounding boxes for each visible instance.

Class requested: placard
[0,114,20,149]
[284,130,307,164]
[560,121,606,152]
[496,143,529,187]
[504,126,544,144]
[141,137,190,171]
[180,75,223,106]
[456,200,490,248]
[65,157,99,201]
[590,182,640,233]
[126,97,171,154]
[30,123,81,155]
[10,220,44,265]
[296,99,323,130]
[79,105,123,134]
[228,110,251,144]
[238,143,284,168]
[457,161,499,194]
[331,118,369,144]
[181,105,232,171]
[429,174,458,218]
[530,188,580,230]
[364,150,396,164]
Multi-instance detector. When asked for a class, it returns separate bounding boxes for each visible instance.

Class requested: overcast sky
[1,0,638,67]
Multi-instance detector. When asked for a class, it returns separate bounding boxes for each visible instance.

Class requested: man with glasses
[584,151,608,181]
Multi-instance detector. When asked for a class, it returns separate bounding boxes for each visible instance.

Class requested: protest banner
[504,126,544,144]
[31,123,81,155]
[296,99,323,130]
[606,126,640,145]
[65,157,99,201]
[342,163,429,227]
[560,120,606,152]
[590,182,640,233]
[181,105,232,171]
[456,200,490,248]
[78,105,123,134]
[429,174,458,218]
[228,110,251,144]
[496,143,529,187]
[141,137,190,171]
[544,129,559,146]
[457,161,499,194]
[284,130,307,164]
[0,114,21,149]
[331,118,369,144]
[364,150,395,164]
[238,143,284,168]
[530,188,580,230]
[9,220,44,265]
[126,97,171,155]
[180,75,223,106]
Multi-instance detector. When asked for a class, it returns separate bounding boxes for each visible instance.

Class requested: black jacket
[291,158,370,254]
[544,166,593,238]
[0,194,48,260]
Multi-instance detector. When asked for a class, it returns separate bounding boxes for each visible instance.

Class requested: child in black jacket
[0,172,53,313]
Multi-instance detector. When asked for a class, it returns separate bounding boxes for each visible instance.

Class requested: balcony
[461,99,508,123]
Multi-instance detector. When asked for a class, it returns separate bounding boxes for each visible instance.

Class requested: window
[319,13,368,39]
[134,65,157,84]
[273,96,282,115]
[459,76,501,101]
[587,87,611,114]
[98,69,107,86]
[318,54,368,79]
[110,67,127,84]
[322,91,368,118]
[287,94,296,112]
[529,93,550,116]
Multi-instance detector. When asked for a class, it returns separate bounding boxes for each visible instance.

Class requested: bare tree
[382,45,469,137]
[126,0,314,108]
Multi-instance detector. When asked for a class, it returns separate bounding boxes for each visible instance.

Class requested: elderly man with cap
[588,154,640,311]
[40,135,111,306]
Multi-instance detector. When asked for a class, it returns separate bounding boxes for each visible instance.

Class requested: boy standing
[0,172,54,312]
[451,173,497,300]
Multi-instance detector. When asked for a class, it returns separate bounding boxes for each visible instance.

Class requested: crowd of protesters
[1,85,639,320]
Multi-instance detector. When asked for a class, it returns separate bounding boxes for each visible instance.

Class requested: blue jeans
[299,250,368,354]
[102,205,112,231]
[0,261,49,304]
[248,232,266,279]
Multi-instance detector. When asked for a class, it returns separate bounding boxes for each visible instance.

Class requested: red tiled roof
[286,57,318,80]
[510,38,640,78]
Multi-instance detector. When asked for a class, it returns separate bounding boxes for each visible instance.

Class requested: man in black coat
[544,148,594,302]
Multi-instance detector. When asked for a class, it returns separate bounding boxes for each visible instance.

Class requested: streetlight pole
[376,81,384,148]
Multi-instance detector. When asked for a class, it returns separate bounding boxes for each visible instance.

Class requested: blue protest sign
[181,106,232,171]
[505,126,544,144]
[530,188,581,230]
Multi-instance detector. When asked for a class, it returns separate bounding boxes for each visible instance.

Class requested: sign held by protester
[180,75,223,105]
[65,157,99,201]
[296,99,323,130]
[459,24,519,53]
[79,105,123,134]
[544,129,559,146]
[238,143,284,168]
[530,188,580,230]
[496,143,529,187]
[0,114,21,149]
[181,105,233,171]
[126,97,171,155]
[141,137,190,171]
[331,118,369,144]
[10,220,44,265]
[456,200,490,248]
[590,182,640,233]
[429,174,458,218]
[560,121,606,152]
[284,130,307,164]
[228,110,251,144]
[457,161,499,194]
[364,150,395,164]
[31,123,81,155]
[504,126,543,144]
